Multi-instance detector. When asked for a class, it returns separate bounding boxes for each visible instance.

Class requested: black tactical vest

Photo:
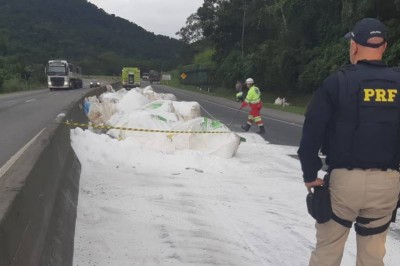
[327,63,400,170]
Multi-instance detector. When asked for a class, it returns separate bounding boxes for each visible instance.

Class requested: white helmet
[245,78,254,84]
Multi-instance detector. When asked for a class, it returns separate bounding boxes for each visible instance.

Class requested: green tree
[176,13,203,44]
[182,0,400,94]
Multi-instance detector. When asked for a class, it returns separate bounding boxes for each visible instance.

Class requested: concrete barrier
[0,83,120,266]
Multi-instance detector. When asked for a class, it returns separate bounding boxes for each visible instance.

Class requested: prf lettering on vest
[364,88,398,102]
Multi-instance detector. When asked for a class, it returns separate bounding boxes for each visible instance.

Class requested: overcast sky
[89,0,204,39]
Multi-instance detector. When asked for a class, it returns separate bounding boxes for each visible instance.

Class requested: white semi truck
[45,60,83,90]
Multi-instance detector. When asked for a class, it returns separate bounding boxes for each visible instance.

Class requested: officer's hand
[305,178,325,193]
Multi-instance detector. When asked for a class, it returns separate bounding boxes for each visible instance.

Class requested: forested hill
[0,0,189,75]
[179,0,400,94]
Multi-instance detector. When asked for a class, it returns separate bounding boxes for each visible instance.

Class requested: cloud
[89,0,203,38]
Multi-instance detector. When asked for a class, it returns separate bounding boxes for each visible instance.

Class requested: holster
[391,198,400,223]
[306,175,332,224]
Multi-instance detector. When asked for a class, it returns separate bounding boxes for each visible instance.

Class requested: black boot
[257,125,265,134]
[241,124,251,132]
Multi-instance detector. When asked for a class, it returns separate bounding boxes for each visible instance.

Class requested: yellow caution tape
[63,121,231,134]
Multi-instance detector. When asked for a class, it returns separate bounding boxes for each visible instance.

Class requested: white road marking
[222,104,303,128]
[172,89,303,128]
[0,128,46,178]
[25,99,36,103]
[0,89,47,99]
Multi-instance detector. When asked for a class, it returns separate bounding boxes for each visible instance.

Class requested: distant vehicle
[90,80,101,88]
[142,73,149,80]
[121,67,141,88]
[46,60,82,90]
[149,70,161,83]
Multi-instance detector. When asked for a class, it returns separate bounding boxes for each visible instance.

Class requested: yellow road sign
[180,72,187,80]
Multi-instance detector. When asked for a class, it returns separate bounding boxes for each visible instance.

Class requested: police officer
[298,18,400,266]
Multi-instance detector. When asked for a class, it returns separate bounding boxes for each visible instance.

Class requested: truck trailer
[149,70,161,84]
[122,67,141,88]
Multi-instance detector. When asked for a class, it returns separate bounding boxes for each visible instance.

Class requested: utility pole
[241,0,247,56]
[273,0,288,32]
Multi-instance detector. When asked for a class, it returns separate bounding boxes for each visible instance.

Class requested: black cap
[344,18,387,48]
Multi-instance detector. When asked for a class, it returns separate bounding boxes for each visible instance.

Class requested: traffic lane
[0,79,93,110]
[148,82,304,125]
[152,84,303,146]
[207,104,302,146]
[0,86,95,170]
[0,89,51,110]
[195,97,302,146]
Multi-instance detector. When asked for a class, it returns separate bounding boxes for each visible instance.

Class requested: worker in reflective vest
[235,80,244,102]
[240,78,265,134]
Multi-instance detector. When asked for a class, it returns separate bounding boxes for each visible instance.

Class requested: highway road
[0,81,101,175]
[151,83,304,146]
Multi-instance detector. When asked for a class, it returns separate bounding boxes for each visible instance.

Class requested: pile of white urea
[83,86,241,158]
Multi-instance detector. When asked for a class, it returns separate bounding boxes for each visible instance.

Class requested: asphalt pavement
[0,81,96,173]
[150,82,304,146]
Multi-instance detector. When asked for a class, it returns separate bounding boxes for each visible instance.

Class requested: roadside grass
[161,71,311,115]
[0,78,45,95]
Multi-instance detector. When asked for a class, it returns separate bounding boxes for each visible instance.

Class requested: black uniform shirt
[298,60,392,183]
